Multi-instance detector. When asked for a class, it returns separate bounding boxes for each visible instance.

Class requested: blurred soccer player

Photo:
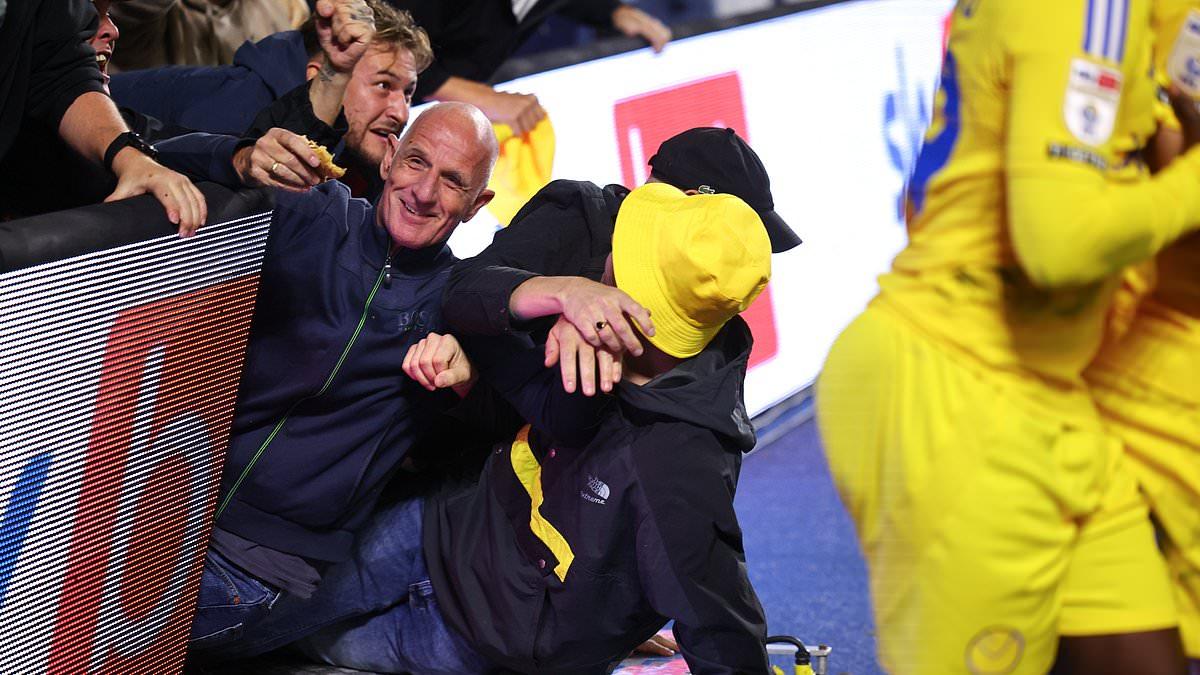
[1084,2,1200,671]
[817,0,1200,673]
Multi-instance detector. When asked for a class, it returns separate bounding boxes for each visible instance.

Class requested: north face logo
[581,475,610,505]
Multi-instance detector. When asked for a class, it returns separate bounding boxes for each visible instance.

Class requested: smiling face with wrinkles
[376,104,497,250]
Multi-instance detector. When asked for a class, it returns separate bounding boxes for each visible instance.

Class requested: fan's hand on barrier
[403,332,477,397]
[234,128,324,192]
[544,316,622,396]
[611,5,671,53]
[106,150,207,237]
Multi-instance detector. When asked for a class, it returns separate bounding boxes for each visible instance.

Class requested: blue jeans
[295,572,490,674]
[193,498,489,674]
[294,498,490,674]
[189,548,282,650]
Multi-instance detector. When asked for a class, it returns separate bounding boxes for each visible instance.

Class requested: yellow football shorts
[817,303,1177,675]
[1087,312,1200,658]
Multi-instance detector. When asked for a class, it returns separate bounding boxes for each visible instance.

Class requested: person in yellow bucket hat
[610,182,770,357]
[443,125,798,399]
[231,182,777,674]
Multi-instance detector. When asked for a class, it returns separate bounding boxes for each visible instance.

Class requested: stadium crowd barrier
[0,184,272,672]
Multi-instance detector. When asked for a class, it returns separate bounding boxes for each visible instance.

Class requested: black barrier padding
[0,183,274,273]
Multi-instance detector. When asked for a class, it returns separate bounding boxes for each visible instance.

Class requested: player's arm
[1142,48,1200,173]
[1005,13,1200,289]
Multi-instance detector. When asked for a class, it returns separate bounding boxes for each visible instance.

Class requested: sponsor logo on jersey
[1047,142,1109,171]
[1169,10,1200,97]
[1064,58,1122,146]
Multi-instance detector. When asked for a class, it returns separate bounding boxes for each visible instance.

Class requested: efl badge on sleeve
[1064,58,1122,146]
[1167,9,1200,97]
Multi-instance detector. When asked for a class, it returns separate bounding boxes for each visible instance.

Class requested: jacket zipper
[214,248,395,519]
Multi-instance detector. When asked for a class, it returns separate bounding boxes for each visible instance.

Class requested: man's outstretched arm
[60,92,207,235]
[403,332,609,449]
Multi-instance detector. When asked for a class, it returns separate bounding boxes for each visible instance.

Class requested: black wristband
[104,131,159,173]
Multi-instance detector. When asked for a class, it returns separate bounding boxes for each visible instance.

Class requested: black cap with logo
[648,127,801,253]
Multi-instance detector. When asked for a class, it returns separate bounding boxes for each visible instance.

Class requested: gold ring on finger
[270,160,280,174]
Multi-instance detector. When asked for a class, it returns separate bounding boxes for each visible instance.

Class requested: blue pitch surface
[736,415,883,675]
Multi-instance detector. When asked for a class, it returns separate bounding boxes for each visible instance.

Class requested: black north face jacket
[423,317,770,675]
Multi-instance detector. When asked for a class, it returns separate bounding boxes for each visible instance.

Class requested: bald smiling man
[187,103,498,659]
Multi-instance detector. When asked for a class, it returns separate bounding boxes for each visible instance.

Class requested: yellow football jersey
[879,0,1200,392]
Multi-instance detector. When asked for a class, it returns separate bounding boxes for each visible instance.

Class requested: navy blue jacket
[217,181,457,563]
[110,30,308,136]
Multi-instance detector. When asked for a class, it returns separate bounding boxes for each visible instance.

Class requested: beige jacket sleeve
[110,0,309,71]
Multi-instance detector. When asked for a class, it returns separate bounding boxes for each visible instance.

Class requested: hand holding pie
[305,136,347,179]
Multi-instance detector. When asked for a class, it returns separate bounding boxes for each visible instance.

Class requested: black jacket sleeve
[152,81,348,188]
[122,107,194,145]
[441,199,571,337]
[556,0,622,28]
[154,132,246,187]
[244,80,349,148]
[633,426,770,674]
[404,0,621,103]
[26,0,105,129]
[461,333,610,449]
[442,180,622,337]
[406,0,523,103]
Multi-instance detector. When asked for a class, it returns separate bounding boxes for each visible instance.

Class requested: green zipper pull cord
[214,249,394,520]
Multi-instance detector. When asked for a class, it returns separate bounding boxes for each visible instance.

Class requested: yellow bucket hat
[485,117,556,226]
[612,183,771,358]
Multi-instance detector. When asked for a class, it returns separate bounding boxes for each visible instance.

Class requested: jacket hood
[233,30,310,98]
[617,316,757,452]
